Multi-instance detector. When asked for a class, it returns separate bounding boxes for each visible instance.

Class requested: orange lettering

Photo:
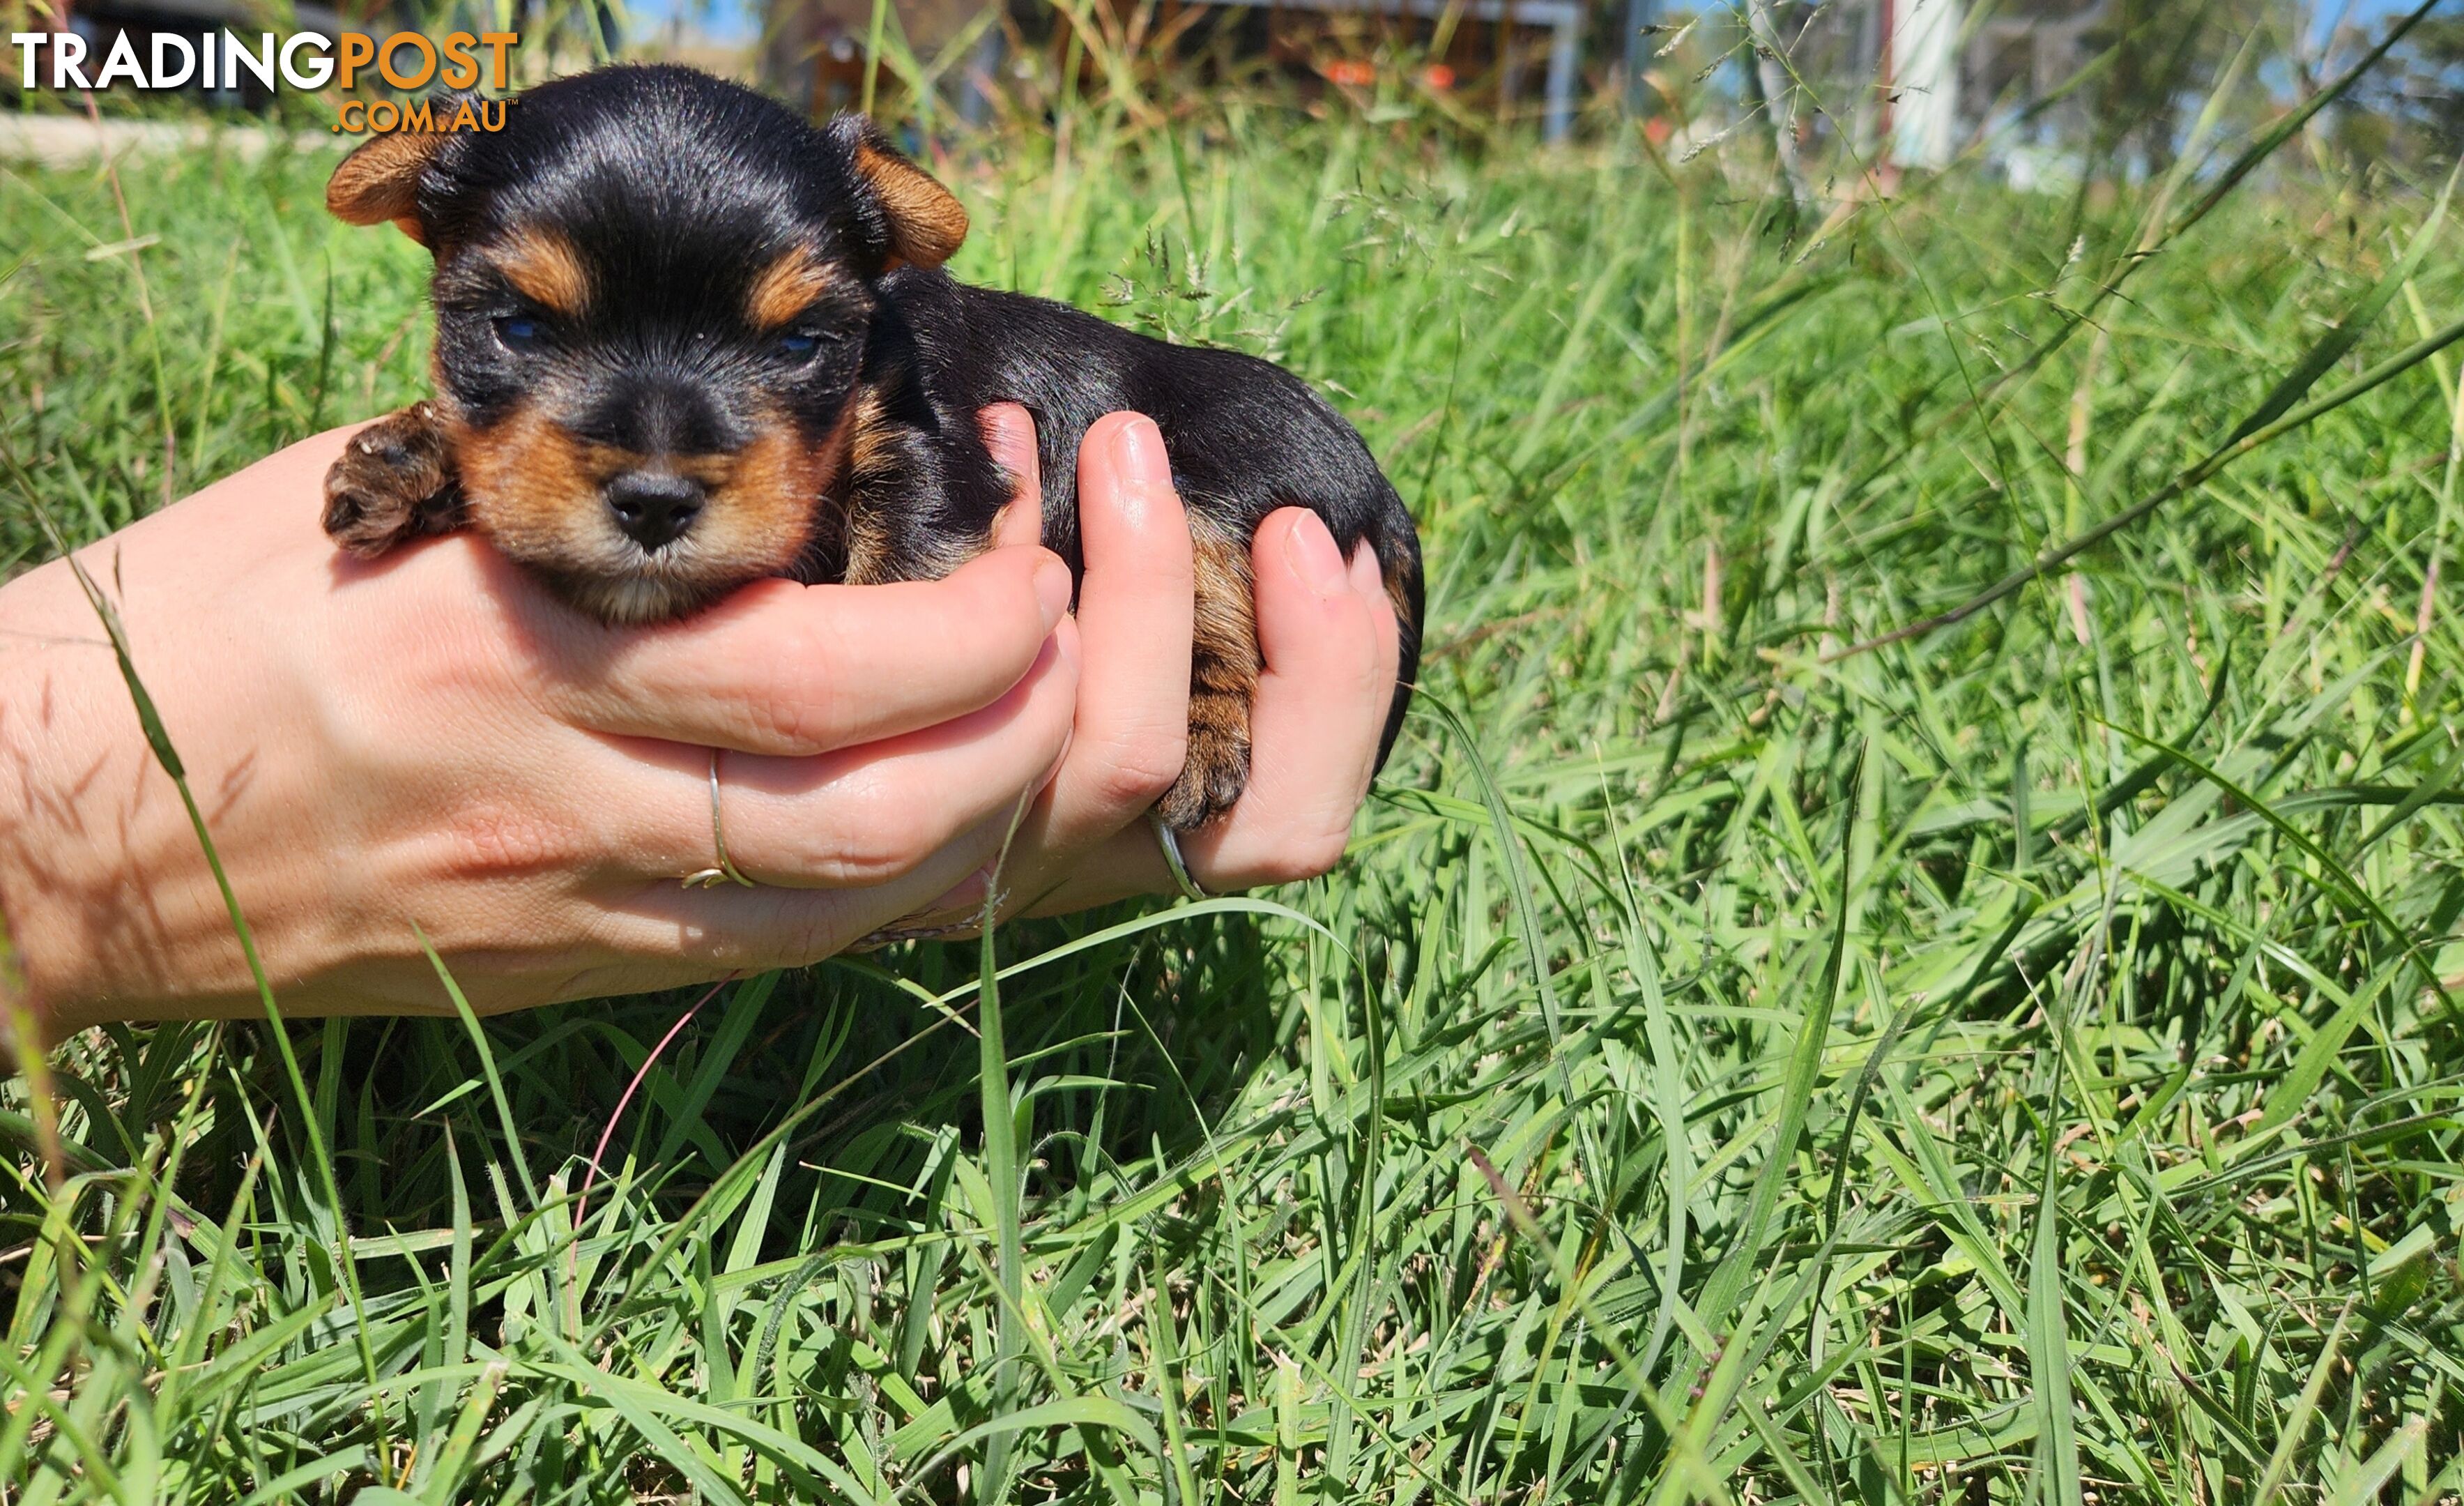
[440,31,479,89]
[337,31,373,89]
[477,32,515,89]
[378,31,435,89]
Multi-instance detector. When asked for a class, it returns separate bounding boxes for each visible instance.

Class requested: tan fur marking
[852,142,969,270]
[836,388,988,586]
[455,404,600,555]
[491,229,592,317]
[326,130,445,232]
[841,510,891,586]
[1158,512,1261,828]
[839,388,904,585]
[706,421,836,579]
[845,388,897,480]
[457,401,846,623]
[1381,547,1418,637]
[1189,517,1262,695]
[746,245,846,330]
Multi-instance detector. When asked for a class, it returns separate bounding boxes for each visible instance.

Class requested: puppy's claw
[323,402,464,557]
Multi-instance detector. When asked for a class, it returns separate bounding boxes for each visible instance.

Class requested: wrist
[0,556,122,1026]
[0,617,36,1039]
[0,551,280,1024]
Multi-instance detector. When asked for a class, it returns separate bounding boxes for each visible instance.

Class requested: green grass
[3,87,2464,1504]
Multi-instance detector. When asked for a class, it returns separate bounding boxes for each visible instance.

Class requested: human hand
[880,406,1405,934]
[0,425,1082,1029]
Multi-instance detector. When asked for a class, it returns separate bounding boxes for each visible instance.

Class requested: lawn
[2,82,2462,1505]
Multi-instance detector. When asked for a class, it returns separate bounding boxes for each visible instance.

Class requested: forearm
[0,554,272,1026]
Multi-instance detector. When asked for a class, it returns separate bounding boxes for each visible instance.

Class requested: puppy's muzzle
[604,469,707,552]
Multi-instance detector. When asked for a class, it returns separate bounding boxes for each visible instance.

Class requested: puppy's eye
[496,315,544,351]
[777,324,856,361]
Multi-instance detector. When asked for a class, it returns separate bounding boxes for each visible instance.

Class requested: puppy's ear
[827,116,967,271]
[326,128,446,245]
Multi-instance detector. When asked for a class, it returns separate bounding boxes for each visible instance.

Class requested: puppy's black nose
[606,472,705,552]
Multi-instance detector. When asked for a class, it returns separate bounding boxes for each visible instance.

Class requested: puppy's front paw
[324,402,464,557]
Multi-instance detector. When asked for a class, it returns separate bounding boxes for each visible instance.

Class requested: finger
[1016,514,1399,916]
[1008,820,1176,918]
[981,402,1046,549]
[475,806,1019,1007]
[1349,537,1406,729]
[581,803,1029,982]
[921,412,1191,926]
[1185,510,1396,890]
[1028,412,1193,851]
[883,411,1197,931]
[375,664,1068,1005]
[535,544,1072,756]
[625,621,1080,889]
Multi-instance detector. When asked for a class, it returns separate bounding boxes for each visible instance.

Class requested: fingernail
[990,411,1037,488]
[1109,413,1164,478]
[1033,556,1073,626]
[1286,512,1348,598]
[1347,540,1382,596]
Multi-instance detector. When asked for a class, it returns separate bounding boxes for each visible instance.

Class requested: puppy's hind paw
[1154,690,1251,831]
[323,402,464,557]
[1154,521,1263,831]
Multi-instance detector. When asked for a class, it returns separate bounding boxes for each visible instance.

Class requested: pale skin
[0,407,1402,1036]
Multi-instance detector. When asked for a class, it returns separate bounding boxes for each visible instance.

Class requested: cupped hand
[883,406,1404,932]
[0,425,1082,1026]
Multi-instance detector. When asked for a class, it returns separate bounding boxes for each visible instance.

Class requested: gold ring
[1149,811,1207,901]
[682,747,755,889]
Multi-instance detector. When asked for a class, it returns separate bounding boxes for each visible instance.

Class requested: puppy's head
[326,67,967,622]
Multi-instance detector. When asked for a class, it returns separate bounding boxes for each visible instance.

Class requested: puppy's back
[879,268,1423,754]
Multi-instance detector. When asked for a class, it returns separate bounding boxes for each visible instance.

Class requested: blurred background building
[721,0,2449,169]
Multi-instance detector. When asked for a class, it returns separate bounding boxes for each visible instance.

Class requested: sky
[629,0,760,47]
[2314,0,2438,41]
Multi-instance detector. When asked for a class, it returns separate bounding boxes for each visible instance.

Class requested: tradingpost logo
[10,29,519,132]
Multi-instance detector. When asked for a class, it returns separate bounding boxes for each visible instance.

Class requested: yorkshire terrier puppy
[322,65,1421,828]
